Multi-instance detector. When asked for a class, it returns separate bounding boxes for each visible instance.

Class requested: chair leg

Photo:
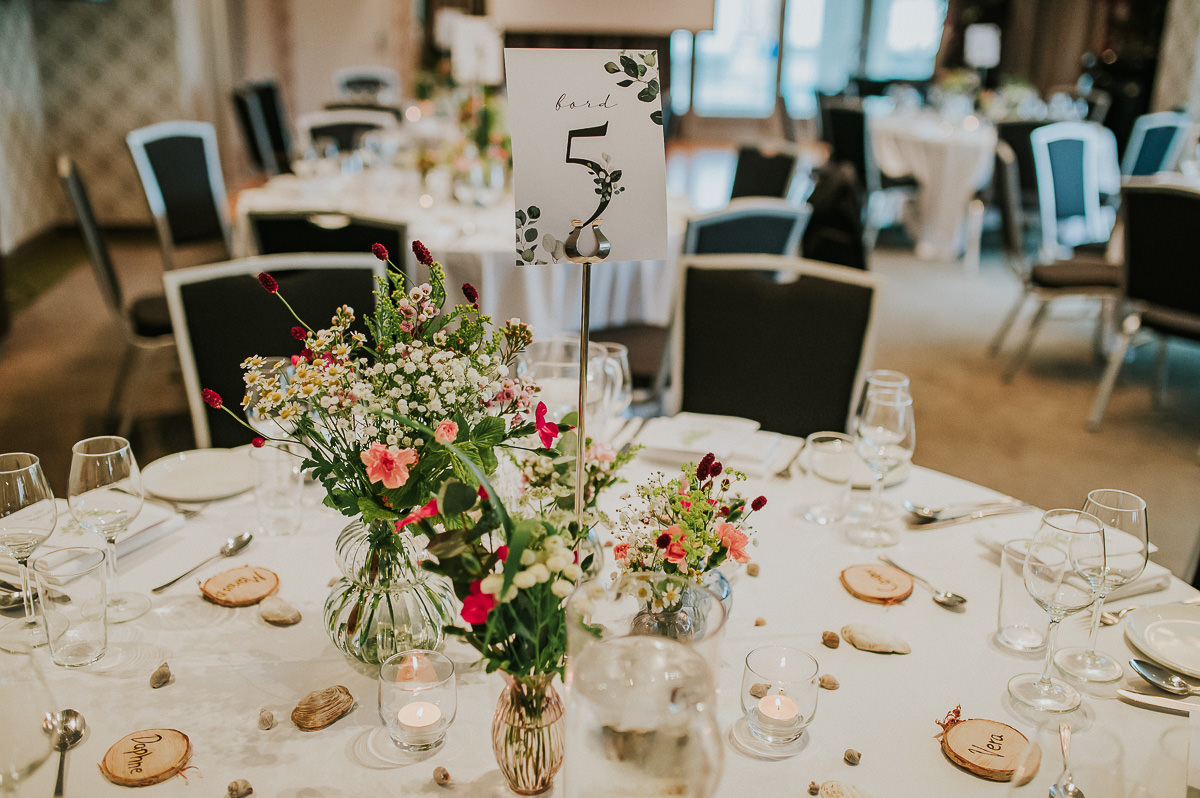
[1087,330,1130,431]
[1153,337,1169,407]
[1002,299,1049,382]
[988,291,1027,357]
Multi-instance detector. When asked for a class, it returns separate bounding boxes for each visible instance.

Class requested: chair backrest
[825,104,879,194]
[682,198,810,256]
[295,109,399,154]
[163,253,387,448]
[800,162,867,270]
[248,212,407,274]
[1030,121,1112,259]
[996,120,1049,209]
[667,254,880,437]
[126,121,232,269]
[1121,111,1193,177]
[57,155,123,316]
[729,144,798,200]
[232,81,293,175]
[1120,184,1200,320]
[332,65,400,104]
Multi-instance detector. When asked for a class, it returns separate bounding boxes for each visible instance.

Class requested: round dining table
[17,428,1193,797]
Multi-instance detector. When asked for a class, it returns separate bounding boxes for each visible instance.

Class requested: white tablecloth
[19,431,1193,796]
[233,172,690,338]
[870,110,998,261]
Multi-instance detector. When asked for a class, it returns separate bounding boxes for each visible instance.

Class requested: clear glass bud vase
[491,673,566,795]
[322,517,457,666]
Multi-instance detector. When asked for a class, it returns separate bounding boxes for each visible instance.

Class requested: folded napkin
[0,499,184,581]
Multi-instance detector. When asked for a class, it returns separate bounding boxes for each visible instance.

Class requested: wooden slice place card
[200,565,278,607]
[937,707,1033,782]
[839,564,913,604]
[100,729,191,787]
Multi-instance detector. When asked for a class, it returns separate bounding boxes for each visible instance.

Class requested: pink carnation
[434,420,459,445]
[662,525,688,565]
[360,443,418,489]
[716,522,750,563]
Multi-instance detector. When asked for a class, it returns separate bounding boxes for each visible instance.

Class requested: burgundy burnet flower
[291,326,306,340]
[257,272,278,293]
[462,282,479,306]
[201,388,222,409]
[252,437,265,448]
[411,240,433,266]
[709,461,723,477]
[697,452,715,481]
[371,242,389,261]
[751,496,767,511]
[655,533,671,549]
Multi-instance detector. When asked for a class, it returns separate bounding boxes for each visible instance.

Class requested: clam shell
[150,661,172,689]
[291,685,355,731]
[819,781,873,798]
[259,596,301,626]
[840,623,911,654]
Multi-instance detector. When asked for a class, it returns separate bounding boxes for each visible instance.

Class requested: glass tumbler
[740,646,819,745]
[378,649,456,752]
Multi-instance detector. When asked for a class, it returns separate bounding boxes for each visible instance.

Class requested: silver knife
[906,504,1033,530]
[1117,689,1196,714]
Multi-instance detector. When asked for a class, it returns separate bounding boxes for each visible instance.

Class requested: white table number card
[504,48,667,265]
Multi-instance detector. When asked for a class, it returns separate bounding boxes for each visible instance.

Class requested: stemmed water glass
[849,370,911,521]
[1054,489,1148,684]
[847,387,915,547]
[0,454,61,652]
[1007,508,1105,713]
[0,650,57,795]
[67,436,150,623]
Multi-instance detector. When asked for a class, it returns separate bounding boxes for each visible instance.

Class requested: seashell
[840,624,911,655]
[150,661,171,689]
[809,782,820,795]
[291,685,356,731]
[822,630,841,649]
[258,708,276,730]
[819,674,839,690]
[227,778,253,797]
[754,617,767,626]
[259,596,302,626]
[819,781,873,798]
[433,766,451,786]
[746,563,760,577]
[843,748,861,765]
[748,682,770,699]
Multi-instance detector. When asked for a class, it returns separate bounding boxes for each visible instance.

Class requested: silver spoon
[151,531,254,593]
[903,498,1023,523]
[877,555,967,609]
[43,708,86,797]
[1129,658,1200,696]
[1049,721,1084,798]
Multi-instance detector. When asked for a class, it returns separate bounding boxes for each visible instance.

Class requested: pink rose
[434,420,458,445]
[361,443,418,489]
[716,522,750,563]
[662,525,688,565]
[461,581,496,626]
[613,542,629,561]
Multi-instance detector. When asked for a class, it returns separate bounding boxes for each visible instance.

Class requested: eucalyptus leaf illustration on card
[504,48,667,265]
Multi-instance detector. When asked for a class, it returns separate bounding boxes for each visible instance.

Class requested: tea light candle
[396,700,443,746]
[753,693,802,740]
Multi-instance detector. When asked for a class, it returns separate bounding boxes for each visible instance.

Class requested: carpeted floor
[2,202,1197,582]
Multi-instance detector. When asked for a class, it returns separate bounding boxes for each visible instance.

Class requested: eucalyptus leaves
[604,51,662,126]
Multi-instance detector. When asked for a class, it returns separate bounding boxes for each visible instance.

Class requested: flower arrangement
[614,453,766,583]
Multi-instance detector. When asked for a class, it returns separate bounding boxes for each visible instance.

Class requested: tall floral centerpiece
[614,453,766,615]
[204,241,540,665]
[404,421,635,795]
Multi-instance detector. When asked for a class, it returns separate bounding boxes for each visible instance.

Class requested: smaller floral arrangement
[614,453,766,582]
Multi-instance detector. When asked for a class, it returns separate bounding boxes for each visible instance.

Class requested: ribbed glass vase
[491,673,565,795]
[322,517,457,666]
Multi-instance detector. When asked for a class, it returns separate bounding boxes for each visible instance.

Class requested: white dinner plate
[638,413,760,461]
[1125,603,1200,679]
[142,449,255,503]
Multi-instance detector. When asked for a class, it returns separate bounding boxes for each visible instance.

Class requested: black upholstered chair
[332,66,400,105]
[248,212,406,268]
[1088,184,1200,430]
[683,198,810,256]
[233,81,293,176]
[1121,111,1192,177]
[295,109,398,154]
[126,121,232,270]
[987,140,1120,381]
[58,155,176,437]
[729,144,798,200]
[1030,121,1117,263]
[162,253,386,448]
[666,254,880,437]
[996,119,1051,216]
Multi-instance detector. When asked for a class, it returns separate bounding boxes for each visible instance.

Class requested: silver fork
[773,443,807,479]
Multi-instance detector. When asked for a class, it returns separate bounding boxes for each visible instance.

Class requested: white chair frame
[1121,111,1193,177]
[682,197,812,256]
[664,253,882,431]
[126,120,232,271]
[163,253,386,448]
[1030,122,1118,263]
[294,109,400,154]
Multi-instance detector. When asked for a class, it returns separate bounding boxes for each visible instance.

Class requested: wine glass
[1007,509,1105,713]
[67,436,150,623]
[0,454,61,652]
[849,370,910,522]
[0,650,57,795]
[1054,489,1148,684]
[847,387,915,547]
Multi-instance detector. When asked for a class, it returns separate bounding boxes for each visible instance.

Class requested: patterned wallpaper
[0,0,56,255]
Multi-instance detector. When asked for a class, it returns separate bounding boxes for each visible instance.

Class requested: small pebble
[808,782,821,795]
[746,563,760,577]
[258,708,276,730]
[843,749,861,766]
[821,630,840,649]
[327,576,340,587]
[227,779,253,797]
[748,682,770,699]
[603,539,613,547]
[433,766,451,786]
[819,674,839,690]
[149,661,171,689]
[754,617,766,627]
